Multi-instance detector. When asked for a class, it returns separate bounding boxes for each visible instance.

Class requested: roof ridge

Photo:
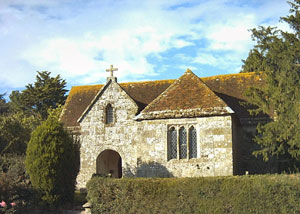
[140,77,180,113]
[140,70,198,112]
[187,70,231,110]
[71,84,104,88]
[120,79,175,85]
[69,72,258,88]
[194,73,230,108]
[201,72,257,81]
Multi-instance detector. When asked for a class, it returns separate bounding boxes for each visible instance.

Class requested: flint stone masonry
[76,78,234,189]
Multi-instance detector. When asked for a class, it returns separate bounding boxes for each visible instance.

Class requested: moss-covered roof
[137,69,232,119]
[203,72,263,100]
[60,80,175,127]
[120,79,174,108]
[60,71,263,127]
[60,85,104,127]
[202,72,264,119]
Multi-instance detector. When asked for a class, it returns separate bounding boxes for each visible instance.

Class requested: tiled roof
[202,72,264,119]
[60,80,174,127]
[60,71,263,127]
[203,72,263,101]
[120,80,174,110]
[136,69,232,120]
[60,85,104,127]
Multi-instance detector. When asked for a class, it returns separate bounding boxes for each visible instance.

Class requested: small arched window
[179,127,187,159]
[189,126,197,158]
[105,104,113,124]
[168,127,177,160]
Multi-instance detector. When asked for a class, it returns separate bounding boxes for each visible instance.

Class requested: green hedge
[87,174,300,214]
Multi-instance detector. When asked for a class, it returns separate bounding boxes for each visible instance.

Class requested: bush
[87,175,300,214]
[0,113,35,156]
[0,155,35,214]
[25,114,78,209]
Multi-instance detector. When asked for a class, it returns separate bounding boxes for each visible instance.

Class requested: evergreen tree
[10,71,67,120]
[241,0,300,161]
[25,111,78,208]
[0,94,9,115]
[0,113,32,155]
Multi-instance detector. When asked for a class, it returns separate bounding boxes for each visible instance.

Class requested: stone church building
[60,66,271,189]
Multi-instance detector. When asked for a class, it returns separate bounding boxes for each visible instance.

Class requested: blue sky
[0,0,291,96]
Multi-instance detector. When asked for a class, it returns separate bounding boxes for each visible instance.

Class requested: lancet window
[167,125,198,160]
[168,127,177,160]
[179,127,187,159]
[105,104,114,124]
[189,126,197,159]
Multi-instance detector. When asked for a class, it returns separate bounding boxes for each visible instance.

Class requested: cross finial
[106,65,118,77]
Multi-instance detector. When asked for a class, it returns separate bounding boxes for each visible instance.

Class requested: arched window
[105,104,113,124]
[179,127,187,159]
[168,127,177,160]
[189,126,197,158]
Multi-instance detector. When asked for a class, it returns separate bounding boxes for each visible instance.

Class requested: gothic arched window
[168,127,177,160]
[105,104,113,124]
[179,127,187,159]
[189,126,197,158]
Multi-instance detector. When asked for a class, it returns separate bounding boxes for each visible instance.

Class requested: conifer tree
[0,94,9,115]
[10,71,67,120]
[25,110,78,208]
[241,0,300,161]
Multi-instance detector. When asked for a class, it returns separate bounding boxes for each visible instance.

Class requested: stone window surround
[104,102,117,126]
[106,104,114,124]
[167,124,198,161]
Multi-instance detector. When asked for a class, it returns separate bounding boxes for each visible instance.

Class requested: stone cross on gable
[106,65,118,77]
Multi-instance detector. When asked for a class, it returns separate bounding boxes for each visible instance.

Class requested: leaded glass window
[106,104,113,124]
[168,127,177,160]
[179,127,187,159]
[189,126,197,158]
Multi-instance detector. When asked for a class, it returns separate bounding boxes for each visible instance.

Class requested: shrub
[25,114,78,209]
[0,113,33,156]
[87,175,300,214]
[0,155,35,214]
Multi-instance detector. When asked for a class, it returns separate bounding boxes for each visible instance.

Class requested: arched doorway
[96,149,122,178]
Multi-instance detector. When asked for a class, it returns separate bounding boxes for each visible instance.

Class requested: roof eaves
[135,106,234,120]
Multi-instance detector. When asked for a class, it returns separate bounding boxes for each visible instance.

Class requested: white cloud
[193,51,245,73]
[174,54,192,61]
[178,65,198,71]
[193,53,217,66]
[0,0,292,93]
[172,39,194,49]
[205,16,256,52]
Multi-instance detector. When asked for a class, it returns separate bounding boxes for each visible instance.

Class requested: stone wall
[136,116,233,178]
[76,79,139,188]
[76,79,235,189]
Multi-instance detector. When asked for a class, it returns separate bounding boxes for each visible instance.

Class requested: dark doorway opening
[96,149,122,178]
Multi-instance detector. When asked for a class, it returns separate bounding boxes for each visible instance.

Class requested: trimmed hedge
[87,174,300,214]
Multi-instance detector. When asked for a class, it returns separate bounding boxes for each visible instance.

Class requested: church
[60,65,273,189]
